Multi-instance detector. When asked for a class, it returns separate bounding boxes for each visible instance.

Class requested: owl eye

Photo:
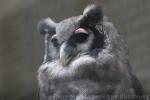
[74,33,89,43]
[69,28,89,43]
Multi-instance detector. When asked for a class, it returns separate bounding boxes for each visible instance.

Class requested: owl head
[38,5,106,66]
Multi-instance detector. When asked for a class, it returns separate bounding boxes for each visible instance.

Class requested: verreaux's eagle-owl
[37,5,144,100]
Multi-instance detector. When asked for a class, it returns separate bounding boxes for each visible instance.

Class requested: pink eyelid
[75,28,88,34]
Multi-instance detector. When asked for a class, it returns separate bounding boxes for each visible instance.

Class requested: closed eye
[70,33,89,43]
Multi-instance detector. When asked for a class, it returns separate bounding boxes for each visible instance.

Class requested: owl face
[58,23,95,66]
[38,5,105,66]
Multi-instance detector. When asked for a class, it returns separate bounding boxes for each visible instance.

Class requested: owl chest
[38,62,122,99]
[39,70,116,99]
[39,63,97,82]
[39,69,103,98]
[38,61,101,89]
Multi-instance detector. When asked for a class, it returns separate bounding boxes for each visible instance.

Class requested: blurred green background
[0,0,149,100]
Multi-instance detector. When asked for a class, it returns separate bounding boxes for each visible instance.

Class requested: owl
[37,5,144,100]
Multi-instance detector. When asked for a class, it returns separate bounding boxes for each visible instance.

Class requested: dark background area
[0,0,149,100]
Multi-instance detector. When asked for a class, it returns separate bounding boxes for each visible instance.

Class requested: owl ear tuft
[37,18,56,35]
[81,4,103,27]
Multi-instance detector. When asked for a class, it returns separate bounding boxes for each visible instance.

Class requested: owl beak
[59,44,77,66]
[59,54,74,66]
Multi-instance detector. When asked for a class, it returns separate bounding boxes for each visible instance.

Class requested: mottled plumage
[37,5,144,100]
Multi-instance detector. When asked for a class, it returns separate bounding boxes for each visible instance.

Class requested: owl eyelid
[74,28,88,34]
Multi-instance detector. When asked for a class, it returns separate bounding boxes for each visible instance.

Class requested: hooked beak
[59,54,74,66]
[59,43,77,66]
